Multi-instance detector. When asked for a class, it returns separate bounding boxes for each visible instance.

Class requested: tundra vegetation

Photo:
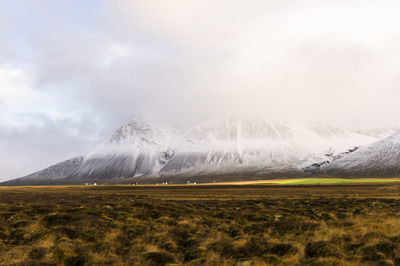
[0,183,400,265]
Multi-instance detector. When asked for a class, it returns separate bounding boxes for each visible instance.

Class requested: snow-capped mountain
[80,115,176,178]
[4,116,175,184]
[323,131,400,177]
[3,115,395,185]
[160,117,378,175]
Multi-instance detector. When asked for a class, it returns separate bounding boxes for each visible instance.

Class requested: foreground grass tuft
[0,184,399,265]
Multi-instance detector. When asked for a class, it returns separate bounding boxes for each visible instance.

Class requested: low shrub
[305,241,341,258]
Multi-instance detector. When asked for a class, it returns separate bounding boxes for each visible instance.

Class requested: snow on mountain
[160,117,378,175]
[6,157,85,183]
[6,116,175,184]
[323,131,400,177]
[79,115,176,178]
[4,115,395,185]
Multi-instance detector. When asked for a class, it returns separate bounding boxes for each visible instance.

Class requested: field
[202,178,400,186]
[1,182,400,265]
[267,178,400,185]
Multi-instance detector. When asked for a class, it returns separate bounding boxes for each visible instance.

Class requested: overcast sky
[1,0,400,181]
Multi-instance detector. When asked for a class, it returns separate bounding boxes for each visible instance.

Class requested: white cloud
[2,0,400,179]
[0,66,105,180]
[0,67,33,101]
[0,66,73,126]
[100,0,400,128]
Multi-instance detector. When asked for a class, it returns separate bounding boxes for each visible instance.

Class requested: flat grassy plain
[202,178,400,186]
[268,178,400,185]
[1,182,400,265]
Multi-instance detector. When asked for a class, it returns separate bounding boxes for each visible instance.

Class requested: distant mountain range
[2,116,399,185]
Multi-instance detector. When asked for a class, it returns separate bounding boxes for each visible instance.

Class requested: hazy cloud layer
[1,0,400,180]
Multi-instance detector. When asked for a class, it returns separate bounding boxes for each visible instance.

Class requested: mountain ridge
[3,115,398,185]
[323,131,400,177]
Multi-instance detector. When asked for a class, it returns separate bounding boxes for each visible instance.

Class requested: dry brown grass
[0,183,400,265]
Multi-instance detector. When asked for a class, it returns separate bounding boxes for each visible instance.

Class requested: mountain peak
[4,115,399,185]
[108,115,171,145]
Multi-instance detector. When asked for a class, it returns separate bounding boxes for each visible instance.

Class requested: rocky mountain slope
[323,132,400,177]
[160,117,377,176]
[3,116,175,185]
[2,116,394,185]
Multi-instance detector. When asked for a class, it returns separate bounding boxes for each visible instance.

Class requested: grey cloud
[0,113,106,181]
[2,0,400,180]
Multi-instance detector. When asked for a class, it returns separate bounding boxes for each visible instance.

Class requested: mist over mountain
[3,1,400,181]
[4,115,398,185]
[355,128,400,140]
[160,117,377,176]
